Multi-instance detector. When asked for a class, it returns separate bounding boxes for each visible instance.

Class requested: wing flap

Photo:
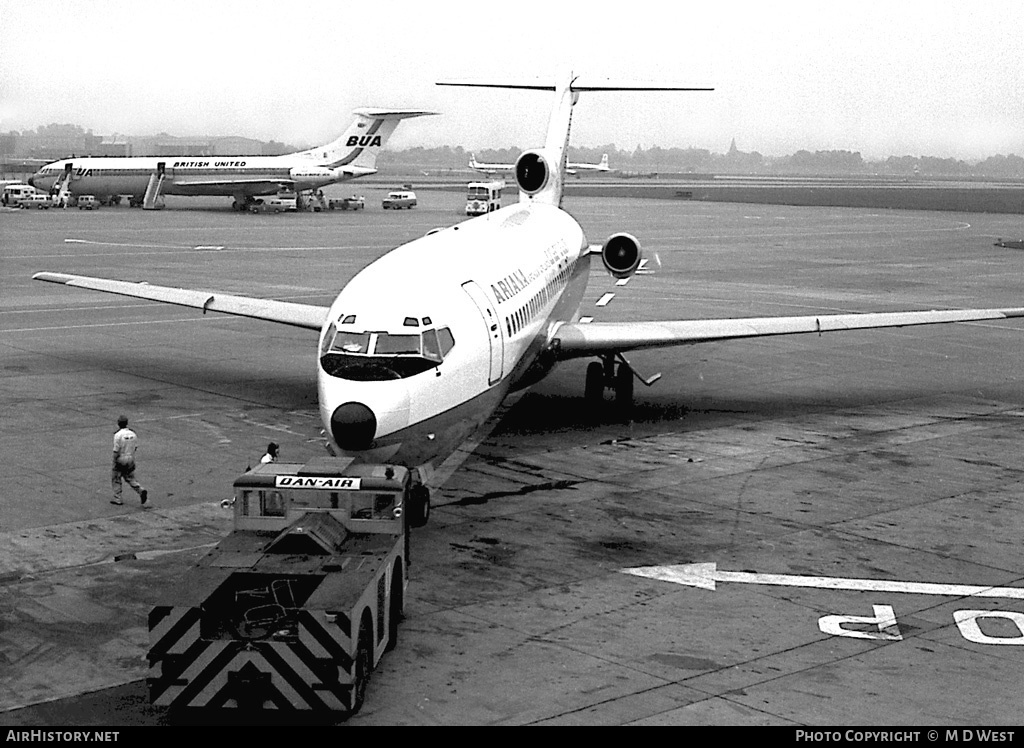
[553,308,1024,358]
[33,272,329,330]
[172,178,295,189]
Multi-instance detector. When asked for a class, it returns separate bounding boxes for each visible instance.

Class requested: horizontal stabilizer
[438,77,712,93]
[32,272,329,330]
[351,108,438,119]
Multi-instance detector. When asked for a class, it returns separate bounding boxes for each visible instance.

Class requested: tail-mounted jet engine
[289,165,334,187]
[600,233,643,279]
[515,149,551,195]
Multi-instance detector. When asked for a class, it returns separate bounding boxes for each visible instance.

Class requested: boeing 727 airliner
[33,70,1024,507]
[28,108,434,210]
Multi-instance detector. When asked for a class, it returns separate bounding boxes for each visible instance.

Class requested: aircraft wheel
[351,622,372,714]
[585,361,604,404]
[386,568,403,651]
[408,485,430,528]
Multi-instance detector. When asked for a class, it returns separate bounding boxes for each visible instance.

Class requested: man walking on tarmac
[111,415,148,506]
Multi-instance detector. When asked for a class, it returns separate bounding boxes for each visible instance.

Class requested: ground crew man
[112,415,148,506]
[260,443,279,464]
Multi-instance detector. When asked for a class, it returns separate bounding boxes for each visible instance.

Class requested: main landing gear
[584,354,661,415]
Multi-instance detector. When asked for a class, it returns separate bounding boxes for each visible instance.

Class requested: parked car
[328,195,365,211]
[248,195,298,213]
[382,190,416,210]
[77,195,99,210]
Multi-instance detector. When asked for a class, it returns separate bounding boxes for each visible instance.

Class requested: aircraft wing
[552,308,1024,358]
[171,177,295,190]
[32,272,329,330]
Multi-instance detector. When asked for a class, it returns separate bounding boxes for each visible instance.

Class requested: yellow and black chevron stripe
[148,606,357,711]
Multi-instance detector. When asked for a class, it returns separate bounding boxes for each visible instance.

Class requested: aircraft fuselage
[317,200,589,470]
[28,156,348,200]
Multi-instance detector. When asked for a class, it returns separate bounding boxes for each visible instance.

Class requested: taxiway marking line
[621,562,1024,599]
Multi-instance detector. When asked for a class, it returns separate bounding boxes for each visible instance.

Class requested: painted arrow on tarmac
[620,562,1024,599]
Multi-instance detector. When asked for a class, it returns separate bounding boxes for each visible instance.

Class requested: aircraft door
[461,281,504,386]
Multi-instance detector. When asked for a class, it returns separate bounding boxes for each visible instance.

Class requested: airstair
[142,165,166,210]
[51,166,73,207]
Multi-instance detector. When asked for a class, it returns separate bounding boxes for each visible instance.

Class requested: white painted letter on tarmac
[819,604,903,641]
[954,610,1024,645]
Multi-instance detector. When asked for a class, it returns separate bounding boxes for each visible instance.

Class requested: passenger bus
[465,180,503,216]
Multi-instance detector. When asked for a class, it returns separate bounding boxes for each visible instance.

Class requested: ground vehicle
[2,183,38,207]
[465,180,504,216]
[249,193,298,213]
[328,195,365,211]
[22,193,52,209]
[76,195,99,210]
[147,457,429,715]
[382,190,416,209]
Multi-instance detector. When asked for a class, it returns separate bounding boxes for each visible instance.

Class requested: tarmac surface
[2,187,1024,725]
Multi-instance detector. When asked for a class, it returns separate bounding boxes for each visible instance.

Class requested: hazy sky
[2,0,1022,160]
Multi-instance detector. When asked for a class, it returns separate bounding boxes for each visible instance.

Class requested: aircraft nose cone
[331,402,377,451]
[27,176,35,187]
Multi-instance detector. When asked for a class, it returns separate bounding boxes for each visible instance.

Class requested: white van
[2,183,37,208]
[23,193,52,209]
[382,191,417,210]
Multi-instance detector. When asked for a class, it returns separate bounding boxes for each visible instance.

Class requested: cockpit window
[375,333,420,354]
[438,327,455,357]
[421,329,441,362]
[320,326,456,381]
[330,331,371,354]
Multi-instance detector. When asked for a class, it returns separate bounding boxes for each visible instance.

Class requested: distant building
[16,130,102,160]
[212,136,267,156]
[98,136,131,157]
[153,138,213,157]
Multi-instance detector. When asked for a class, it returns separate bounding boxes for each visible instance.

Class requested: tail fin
[438,69,710,207]
[296,108,436,173]
[599,153,609,170]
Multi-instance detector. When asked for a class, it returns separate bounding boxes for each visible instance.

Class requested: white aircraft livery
[27,108,434,210]
[33,69,1024,495]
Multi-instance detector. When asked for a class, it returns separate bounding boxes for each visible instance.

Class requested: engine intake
[600,233,643,279]
[515,150,550,195]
